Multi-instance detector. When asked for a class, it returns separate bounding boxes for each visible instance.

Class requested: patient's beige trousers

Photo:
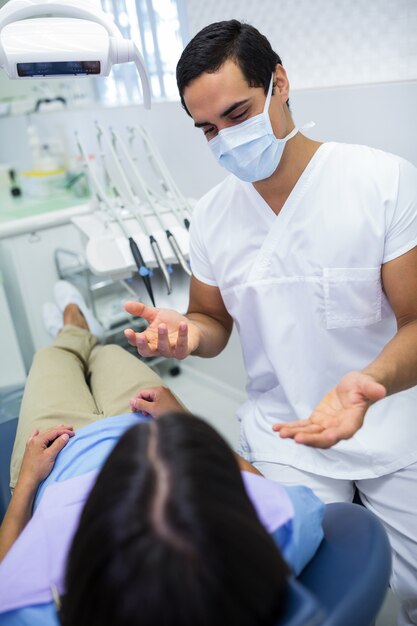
[10,325,164,488]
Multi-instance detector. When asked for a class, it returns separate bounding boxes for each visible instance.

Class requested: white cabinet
[0,223,84,370]
[0,274,26,389]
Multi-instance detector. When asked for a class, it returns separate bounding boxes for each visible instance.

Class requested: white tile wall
[185,0,417,88]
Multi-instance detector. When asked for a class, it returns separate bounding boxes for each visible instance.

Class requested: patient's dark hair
[176,19,287,115]
[61,412,289,626]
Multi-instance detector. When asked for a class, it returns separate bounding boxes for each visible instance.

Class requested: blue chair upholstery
[0,417,18,521]
[0,385,23,521]
[279,501,392,626]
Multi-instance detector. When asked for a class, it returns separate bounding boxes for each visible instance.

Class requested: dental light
[0,0,151,108]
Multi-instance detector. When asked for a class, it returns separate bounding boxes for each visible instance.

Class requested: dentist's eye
[230,108,249,121]
[203,126,217,138]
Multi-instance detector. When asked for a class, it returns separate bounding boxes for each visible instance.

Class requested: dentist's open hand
[272,372,386,448]
[124,301,201,359]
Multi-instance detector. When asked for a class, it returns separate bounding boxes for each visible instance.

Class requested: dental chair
[279,501,392,626]
[0,385,22,521]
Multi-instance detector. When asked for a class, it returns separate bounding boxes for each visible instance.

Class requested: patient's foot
[63,303,89,330]
[42,302,63,338]
[54,280,104,339]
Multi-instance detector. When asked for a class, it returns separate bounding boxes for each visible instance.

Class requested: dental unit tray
[72,209,190,280]
[74,130,190,284]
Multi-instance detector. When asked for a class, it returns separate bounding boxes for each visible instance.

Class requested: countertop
[0,191,92,239]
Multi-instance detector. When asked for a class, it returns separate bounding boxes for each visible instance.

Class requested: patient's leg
[10,305,102,487]
[88,344,166,417]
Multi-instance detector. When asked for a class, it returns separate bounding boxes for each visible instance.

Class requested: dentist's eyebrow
[194,99,250,128]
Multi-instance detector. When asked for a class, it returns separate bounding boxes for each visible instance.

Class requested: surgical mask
[209,73,313,183]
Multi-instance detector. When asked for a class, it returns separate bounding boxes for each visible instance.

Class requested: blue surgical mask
[209,74,313,183]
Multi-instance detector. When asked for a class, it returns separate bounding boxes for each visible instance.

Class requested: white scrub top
[190,142,417,480]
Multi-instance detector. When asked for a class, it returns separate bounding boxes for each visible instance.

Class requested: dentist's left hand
[272,372,386,448]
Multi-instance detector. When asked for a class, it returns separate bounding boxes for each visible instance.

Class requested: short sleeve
[383,157,417,263]
[278,485,325,575]
[189,209,218,286]
[0,604,59,626]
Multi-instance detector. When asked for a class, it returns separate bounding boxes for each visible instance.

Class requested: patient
[0,285,324,626]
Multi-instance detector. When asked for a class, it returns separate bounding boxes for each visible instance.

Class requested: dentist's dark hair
[61,412,289,626]
[176,19,288,115]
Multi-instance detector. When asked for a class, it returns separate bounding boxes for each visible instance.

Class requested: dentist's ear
[273,64,290,105]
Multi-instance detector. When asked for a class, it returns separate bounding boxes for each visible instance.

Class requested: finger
[133,397,154,416]
[135,389,157,402]
[124,328,137,347]
[293,419,361,447]
[123,328,136,348]
[124,301,158,323]
[272,419,311,432]
[136,333,160,357]
[42,427,75,446]
[278,424,324,439]
[157,324,173,357]
[46,432,71,459]
[124,328,150,352]
[293,429,341,449]
[130,390,156,412]
[174,322,188,359]
[44,425,75,436]
[124,331,156,357]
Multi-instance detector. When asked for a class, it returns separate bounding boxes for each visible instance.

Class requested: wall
[0,81,417,191]
[185,0,417,89]
[290,81,417,167]
[0,101,225,198]
[0,78,416,193]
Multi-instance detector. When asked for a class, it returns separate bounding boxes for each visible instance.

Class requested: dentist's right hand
[123,301,201,359]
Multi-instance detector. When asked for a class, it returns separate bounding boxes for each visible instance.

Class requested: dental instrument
[75,132,155,306]
[128,125,192,229]
[0,0,150,109]
[110,129,191,278]
[95,122,172,295]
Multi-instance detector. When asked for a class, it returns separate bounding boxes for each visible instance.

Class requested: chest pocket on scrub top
[323,267,382,329]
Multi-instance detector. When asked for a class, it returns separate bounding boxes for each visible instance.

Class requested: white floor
[160,362,400,626]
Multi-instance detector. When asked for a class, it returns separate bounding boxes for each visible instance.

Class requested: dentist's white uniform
[190,142,417,625]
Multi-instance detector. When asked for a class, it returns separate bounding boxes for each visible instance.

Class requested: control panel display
[17,60,101,77]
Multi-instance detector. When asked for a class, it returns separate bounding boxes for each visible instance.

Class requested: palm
[307,386,369,444]
[273,372,386,448]
[145,308,187,344]
[124,301,200,359]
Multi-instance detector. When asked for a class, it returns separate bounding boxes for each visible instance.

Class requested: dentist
[125,20,417,624]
